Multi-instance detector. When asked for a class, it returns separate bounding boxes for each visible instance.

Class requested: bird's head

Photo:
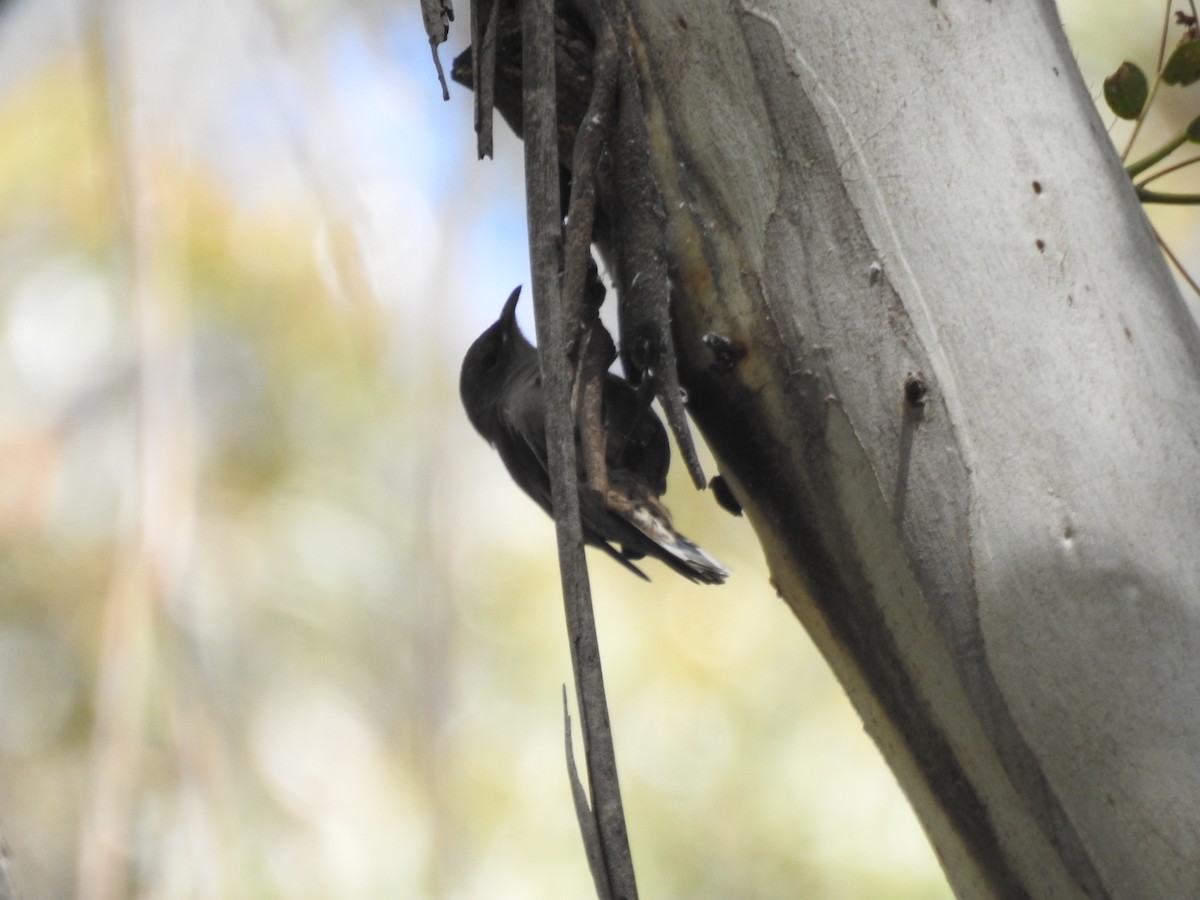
[459,285,535,439]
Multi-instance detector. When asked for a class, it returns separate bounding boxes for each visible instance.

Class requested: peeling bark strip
[562,0,618,499]
[470,0,501,158]
[603,9,706,490]
[519,1,638,897]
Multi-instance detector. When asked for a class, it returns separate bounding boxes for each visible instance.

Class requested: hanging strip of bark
[473,0,500,158]
[520,1,638,897]
[563,0,619,499]
[606,6,705,490]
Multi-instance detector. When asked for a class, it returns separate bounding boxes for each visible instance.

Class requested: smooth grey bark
[621,1,1200,896]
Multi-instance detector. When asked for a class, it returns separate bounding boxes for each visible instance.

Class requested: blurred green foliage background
[0,0,1192,897]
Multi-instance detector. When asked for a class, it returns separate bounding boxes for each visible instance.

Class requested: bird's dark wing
[602,374,670,496]
[495,368,554,516]
[496,368,653,581]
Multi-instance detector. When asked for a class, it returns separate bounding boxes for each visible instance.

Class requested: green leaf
[1187,115,1200,142]
[1163,40,1200,85]
[1104,62,1149,119]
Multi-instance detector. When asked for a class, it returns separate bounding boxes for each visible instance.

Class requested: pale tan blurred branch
[74,7,145,898]
[76,0,198,896]
[248,0,387,339]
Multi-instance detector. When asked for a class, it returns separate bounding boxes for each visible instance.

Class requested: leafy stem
[1126,129,1189,179]
[1134,186,1200,204]
[1136,153,1200,186]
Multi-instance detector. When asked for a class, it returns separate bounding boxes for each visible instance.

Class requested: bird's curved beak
[500,285,522,332]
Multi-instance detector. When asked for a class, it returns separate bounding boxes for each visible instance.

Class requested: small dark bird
[460,286,729,584]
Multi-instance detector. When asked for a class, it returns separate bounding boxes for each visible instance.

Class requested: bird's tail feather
[626,505,729,585]
[598,542,651,581]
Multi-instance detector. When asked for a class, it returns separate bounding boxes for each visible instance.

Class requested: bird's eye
[480,348,499,371]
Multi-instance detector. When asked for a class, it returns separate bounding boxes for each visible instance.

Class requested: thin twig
[1156,227,1200,297]
[1126,130,1187,179]
[1135,186,1200,203]
[1122,0,1174,162]
[419,0,454,100]
[1157,0,1173,73]
[521,1,637,897]
[1136,153,1200,186]
[563,687,607,889]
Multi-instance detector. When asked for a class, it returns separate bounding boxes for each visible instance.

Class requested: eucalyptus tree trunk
[629,1,1200,896]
